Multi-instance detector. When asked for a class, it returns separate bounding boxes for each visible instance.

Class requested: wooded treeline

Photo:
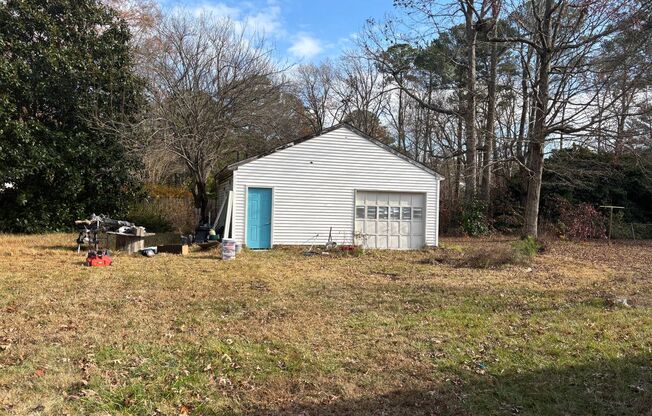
[357,0,652,237]
[1,0,650,236]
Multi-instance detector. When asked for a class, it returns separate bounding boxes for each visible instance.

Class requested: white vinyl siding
[229,126,441,248]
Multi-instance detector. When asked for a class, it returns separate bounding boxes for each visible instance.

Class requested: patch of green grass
[75,338,324,415]
[512,235,542,258]
[438,242,465,253]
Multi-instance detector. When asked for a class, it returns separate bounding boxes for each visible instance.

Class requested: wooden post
[599,206,624,242]
[212,197,227,230]
[224,191,233,239]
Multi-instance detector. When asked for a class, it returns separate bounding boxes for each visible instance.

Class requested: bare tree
[334,53,389,139]
[361,0,494,201]
[490,0,645,236]
[292,61,336,134]
[480,1,501,205]
[596,25,652,156]
[103,0,162,67]
[460,0,486,200]
[377,43,417,151]
[144,14,285,220]
[350,0,651,235]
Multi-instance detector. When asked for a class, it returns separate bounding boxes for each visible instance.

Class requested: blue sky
[156,0,395,62]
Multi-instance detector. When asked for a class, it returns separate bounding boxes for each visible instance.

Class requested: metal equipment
[325,227,337,250]
[75,214,135,252]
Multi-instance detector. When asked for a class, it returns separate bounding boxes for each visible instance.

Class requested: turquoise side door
[247,187,272,249]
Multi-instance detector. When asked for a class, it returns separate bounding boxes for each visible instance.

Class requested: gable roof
[221,123,444,180]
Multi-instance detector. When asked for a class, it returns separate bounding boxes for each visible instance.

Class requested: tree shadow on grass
[248,353,652,416]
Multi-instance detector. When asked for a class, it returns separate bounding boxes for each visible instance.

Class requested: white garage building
[216,124,442,250]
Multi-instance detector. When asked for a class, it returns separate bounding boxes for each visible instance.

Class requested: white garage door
[354,191,425,249]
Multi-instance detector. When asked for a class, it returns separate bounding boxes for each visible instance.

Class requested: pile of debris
[75,214,153,266]
[75,214,135,253]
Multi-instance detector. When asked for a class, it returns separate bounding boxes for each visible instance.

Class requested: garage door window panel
[378,206,389,219]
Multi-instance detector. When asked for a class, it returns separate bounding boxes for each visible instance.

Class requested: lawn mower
[85,249,113,267]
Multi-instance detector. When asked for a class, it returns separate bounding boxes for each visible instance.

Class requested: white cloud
[163,1,331,61]
[174,3,241,19]
[288,34,323,59]
[245,4,285,38]
[175,1,285,39]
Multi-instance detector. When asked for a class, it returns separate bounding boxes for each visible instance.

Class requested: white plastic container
[221,238,236,260]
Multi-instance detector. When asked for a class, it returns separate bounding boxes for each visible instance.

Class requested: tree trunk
[519,50,535,208]
[424,78,434,163]
[516,49,529,164]
[194,179,209,223]
[463,1,478,201]
[455,115,463,204]
[482,19,498,206]
[523,0,553,238]
[615,80,630,157]
[615,114,626,156]
[398,89,406,151]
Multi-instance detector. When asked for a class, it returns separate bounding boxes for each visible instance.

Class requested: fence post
[599,205,624,242]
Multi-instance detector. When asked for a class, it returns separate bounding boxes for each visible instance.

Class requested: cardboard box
[157,244,189,255]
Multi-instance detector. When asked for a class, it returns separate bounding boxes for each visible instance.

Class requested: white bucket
[222,238,236,260]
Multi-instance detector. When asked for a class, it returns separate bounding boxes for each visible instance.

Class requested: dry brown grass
[422,245,529,269]
[0,234,651,415]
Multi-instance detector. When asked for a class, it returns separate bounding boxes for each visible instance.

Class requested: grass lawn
[0,234,650,415]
